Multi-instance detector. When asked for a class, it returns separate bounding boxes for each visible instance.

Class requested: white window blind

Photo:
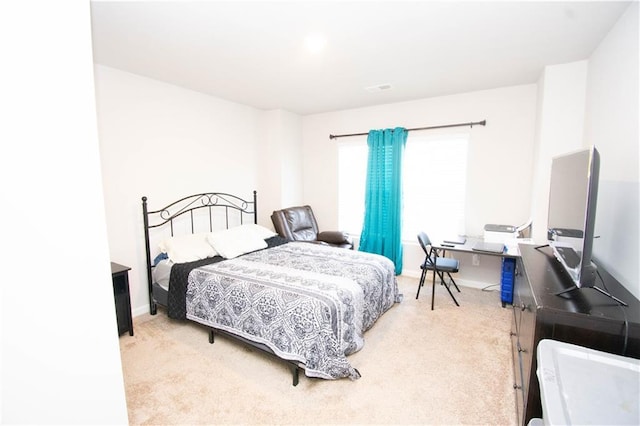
[338,139,368,235]
[338,134,469,242]
[401,134,468,242]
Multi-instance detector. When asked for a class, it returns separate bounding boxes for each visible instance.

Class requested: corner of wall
[260,109,304,224]
[530,61,589,243]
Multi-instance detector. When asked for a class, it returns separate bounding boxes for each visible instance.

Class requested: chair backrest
[417,231,436,266]
[417,231,432,253]
[271,205,320,242]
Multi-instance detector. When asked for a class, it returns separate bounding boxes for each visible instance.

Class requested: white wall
[301,85,538,285]
[94,2,639,312]
[531,61,589,242]
[95,65,266,316]
[526,2,638,299]
[584,2,639,299]
[1,2,128,424]
[259,109,304,220]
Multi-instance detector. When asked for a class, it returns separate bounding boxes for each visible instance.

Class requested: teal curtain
[358,127,407,274]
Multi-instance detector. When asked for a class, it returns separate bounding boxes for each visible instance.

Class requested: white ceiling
[90,1,631,115]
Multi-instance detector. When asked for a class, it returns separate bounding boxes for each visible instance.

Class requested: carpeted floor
[119,276,517,425]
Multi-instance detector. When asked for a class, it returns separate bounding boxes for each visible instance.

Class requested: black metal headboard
[141,191,257,312]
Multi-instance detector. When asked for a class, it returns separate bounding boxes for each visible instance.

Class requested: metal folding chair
[416,231,461,310]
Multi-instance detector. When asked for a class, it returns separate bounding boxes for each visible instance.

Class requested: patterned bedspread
[185,242,400,380]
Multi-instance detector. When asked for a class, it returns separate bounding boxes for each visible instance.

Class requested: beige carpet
[119,276,517,425]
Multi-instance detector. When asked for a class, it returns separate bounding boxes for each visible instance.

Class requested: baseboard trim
[133,305,151,318]
[399,271,501,292]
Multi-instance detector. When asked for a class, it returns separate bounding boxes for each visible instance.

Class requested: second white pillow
[207,225,268,259]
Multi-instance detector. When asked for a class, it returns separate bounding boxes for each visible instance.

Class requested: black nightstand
[111,262,133,336]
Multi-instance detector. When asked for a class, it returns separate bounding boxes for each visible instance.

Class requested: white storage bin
[536,339,640,425]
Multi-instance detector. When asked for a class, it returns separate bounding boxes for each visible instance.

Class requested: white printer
[484,220,532,243]
[483,224,518,243]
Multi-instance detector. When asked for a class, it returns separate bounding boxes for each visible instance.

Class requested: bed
[142,191,401,385]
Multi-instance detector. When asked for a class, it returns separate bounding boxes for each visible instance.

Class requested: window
[402,134,468,242]
[338,134,469,243]
[338,138,368,235]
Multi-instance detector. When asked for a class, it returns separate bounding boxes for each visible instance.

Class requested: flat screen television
[546,146,600,289]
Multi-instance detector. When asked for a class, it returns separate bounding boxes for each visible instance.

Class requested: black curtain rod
[329,119,486,140]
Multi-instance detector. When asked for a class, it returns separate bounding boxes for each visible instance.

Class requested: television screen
[547,146,600,288]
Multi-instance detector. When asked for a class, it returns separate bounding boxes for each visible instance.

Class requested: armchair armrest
[317,231,353,248]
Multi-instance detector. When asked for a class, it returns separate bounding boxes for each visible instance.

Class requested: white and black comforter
[185,242,400,380]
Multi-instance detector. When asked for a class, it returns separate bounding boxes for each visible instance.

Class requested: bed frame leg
[209,330,215,344]
[150,301,157,316]
[292,366,299,386]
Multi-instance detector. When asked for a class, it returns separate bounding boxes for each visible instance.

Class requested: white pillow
[158,233,218,263]
[207,226,268,259]
[240,223,277,239]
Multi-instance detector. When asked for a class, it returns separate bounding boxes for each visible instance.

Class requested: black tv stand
[554,284,629,306]
[511,244,640,425]
[553,284,578,296]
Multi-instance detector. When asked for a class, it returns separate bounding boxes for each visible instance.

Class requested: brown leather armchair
[271,205,354,249]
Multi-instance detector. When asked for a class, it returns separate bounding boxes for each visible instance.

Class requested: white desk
[433,236,522,258]
[431,237,531,306]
